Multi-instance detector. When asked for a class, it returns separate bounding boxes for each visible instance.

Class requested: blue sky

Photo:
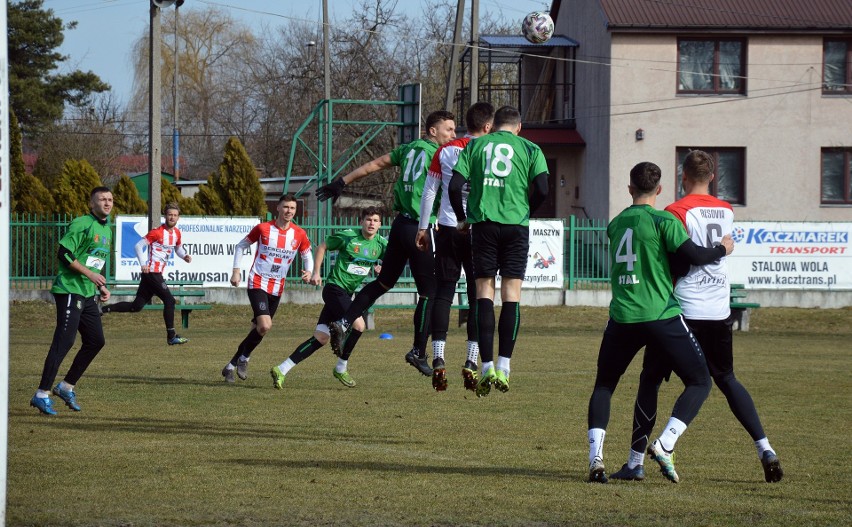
[43,0,549,104]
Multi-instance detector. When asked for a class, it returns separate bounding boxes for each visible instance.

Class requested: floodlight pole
[322,0,331,101]
[173,3,180,180]
[148,1,163,231]
[470,0,480,105]
[0,5,10,524]
[444,0,466,112]
[148,0,182,229]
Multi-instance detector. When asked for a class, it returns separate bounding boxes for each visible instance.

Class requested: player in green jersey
[447,106,550,397]
[270,207,387,389]
[611,151,782,484]
[31,187,114,415]
[585,162,734,483]
[317,110,456,377]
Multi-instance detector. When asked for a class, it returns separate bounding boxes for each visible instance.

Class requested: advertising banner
[728,222,851,289]
[491,219,564,289]
[114,216,258,286]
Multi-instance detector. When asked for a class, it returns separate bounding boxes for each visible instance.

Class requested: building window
[823,39,852,94]
[676,148,745,205]
[821,149,852,204]
[677,38,746,94]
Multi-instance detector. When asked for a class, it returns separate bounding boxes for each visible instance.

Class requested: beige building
[541,0,852,222]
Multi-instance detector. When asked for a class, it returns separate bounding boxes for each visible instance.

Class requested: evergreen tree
[10,109,55,214]
[53,159,103,215]
[9,110,25,211]
[162,178,203,215]
[195,173,226,215]
[31,146,62,190]
[8,0,109,135]
[14,173,55,214]
[111,174,147,215]
[196,137,266,216]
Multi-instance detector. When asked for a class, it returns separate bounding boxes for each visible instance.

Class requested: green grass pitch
[7,302,852,526]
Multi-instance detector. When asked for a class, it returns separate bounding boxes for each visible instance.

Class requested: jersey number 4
[615,228,638,271]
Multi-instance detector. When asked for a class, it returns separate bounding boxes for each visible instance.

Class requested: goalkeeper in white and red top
[101,203,193,346]
[221,194,313,383]
[415,102,494,392]
[612,150,782,483]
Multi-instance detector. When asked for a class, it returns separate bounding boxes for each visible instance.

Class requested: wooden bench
[105,279,212,329]
[730,283,760,332]
[362,277,470,330]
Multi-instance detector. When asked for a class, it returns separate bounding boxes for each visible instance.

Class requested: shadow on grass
[10,412,413,445]
[227,457,573,481]
[85,373,272,390]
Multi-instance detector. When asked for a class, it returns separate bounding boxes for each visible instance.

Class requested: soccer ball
[521,11,554,44]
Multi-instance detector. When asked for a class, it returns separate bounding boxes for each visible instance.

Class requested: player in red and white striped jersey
[612,150,783,483]
[101,202,193,345]
[415,102,494,391]
[221,194,313,383]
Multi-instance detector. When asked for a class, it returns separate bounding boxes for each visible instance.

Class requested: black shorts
[375,214,436,295]
[434,223,472,283]
[316,284,352,332]
[596,315,709,389]
[247,288,281,321]
[470,221,529,279]
[137,272,173,303]
[644,317,734,382]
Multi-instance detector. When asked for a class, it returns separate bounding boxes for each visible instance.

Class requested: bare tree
[121,0,513,209]
[129,8,258,180]
[32,92,127,188]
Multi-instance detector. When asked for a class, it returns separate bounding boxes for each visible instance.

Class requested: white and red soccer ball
[521,11,554,44]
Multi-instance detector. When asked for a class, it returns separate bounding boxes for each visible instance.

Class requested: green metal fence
[10,213,77,289]
[9,214,610,290]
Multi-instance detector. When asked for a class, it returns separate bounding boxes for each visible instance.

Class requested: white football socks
[755,437,775,458]
[335,359,348,374]
[588,428,606,464]
[432,340,445,361]
[496,356,511,375]
[658,417,688,452]
[628,449,645,469]
[277,358,296,376]
[466,340,479,364]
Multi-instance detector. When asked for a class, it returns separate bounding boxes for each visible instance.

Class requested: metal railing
[9,214,610,290]
[455,82,576,126]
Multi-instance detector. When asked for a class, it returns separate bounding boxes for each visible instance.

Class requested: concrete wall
[12,287,849,308]
[541,144,584,218]
[607,33,852,222]
[556,0,613,222]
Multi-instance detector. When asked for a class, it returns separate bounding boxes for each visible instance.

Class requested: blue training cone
[379,333,393,340]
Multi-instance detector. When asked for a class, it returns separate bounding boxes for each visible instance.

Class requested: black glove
[316,178,346,202]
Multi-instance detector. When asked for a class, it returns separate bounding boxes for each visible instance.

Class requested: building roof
[479,35,579,48]
[461,35,579,63]
[598,0,852,31]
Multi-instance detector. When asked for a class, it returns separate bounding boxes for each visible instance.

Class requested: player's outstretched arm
[316,154,393,202]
